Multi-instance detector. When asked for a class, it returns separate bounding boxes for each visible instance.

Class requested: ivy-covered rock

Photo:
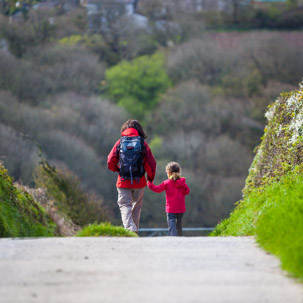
[245,83,303,193]
[0,162,56,237]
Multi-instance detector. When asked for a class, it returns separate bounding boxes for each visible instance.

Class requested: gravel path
[0,237,302,303]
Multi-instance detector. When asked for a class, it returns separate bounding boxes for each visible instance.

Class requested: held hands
[147,181,153,189]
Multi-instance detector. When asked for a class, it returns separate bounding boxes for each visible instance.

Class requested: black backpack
[118,136,145,183]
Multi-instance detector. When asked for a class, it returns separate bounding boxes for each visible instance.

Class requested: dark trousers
[167,213,184,236]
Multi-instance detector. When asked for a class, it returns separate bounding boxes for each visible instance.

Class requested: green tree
[105,52,171,119]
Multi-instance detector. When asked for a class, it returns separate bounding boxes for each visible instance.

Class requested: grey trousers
[117,187,145,232]
[167,213,184,236]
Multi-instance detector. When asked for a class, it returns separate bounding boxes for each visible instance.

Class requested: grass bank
[0,163,56,237]
[213,85,303,280]
[213,167,303,279]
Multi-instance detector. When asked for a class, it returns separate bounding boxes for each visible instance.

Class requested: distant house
[0,39,8,52]
[135,0,251,16]
[81,0,137,13]
[82,0,148,30]
[180,0,286,12]
[10,0,80,22]
[253,0,286,2]
[180,0,232,12]
[252,0,287,5]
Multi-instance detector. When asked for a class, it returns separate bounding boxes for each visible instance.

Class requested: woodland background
[1,0,303,227]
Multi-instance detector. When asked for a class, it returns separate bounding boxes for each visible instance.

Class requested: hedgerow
[213,82,303,279]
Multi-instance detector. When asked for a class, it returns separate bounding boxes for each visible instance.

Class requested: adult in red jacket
[107,119,156,232]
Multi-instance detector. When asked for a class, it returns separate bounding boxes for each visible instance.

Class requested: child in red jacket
[148,162,190,236]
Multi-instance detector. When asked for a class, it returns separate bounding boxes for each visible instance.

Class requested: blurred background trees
[0,0,303,227]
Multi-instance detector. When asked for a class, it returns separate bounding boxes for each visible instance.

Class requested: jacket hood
[171,177,186,188]
[121,128,139,137]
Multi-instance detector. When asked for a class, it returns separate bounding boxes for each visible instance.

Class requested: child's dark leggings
[167,213,184,236]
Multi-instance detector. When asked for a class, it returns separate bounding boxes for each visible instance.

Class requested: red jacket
[107,128,156,188]
[148,178,190,213]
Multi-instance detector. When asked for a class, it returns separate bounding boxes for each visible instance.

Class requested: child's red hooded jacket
[148,178,190,213]
[107,128,156,189]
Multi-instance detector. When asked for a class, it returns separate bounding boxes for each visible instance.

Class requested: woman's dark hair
[120,119,147,139]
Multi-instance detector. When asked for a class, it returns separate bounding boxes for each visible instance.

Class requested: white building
[83,0,148,29]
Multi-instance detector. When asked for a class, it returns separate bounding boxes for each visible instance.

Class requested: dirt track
[0,237,302,303]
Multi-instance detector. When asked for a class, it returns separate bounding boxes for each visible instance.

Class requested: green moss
[76,223,138,237]
[0,163,56,237]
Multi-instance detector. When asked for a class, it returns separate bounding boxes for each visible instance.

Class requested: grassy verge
[212,167,303,279]
[76,223,138,237]
[0,163,56,237]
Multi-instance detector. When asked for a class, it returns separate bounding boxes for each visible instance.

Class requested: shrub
[0,51,48,103]
[107,15,158,61]
[204,135,252,177]
[0,122,38,184]
[24,186,81,236]
[166,39,236,86]
[36,128,114,196]
[245,32,303,86]
[26,45,105,96]
[81,34,121,66]
[1,11,56,58]
[0,92,126,203]
[151,82,217,136]
[161,130,206,169]
[34,159,109,227]
[1,41,106,103]
[0,51,19,91]
[54,8,87,38]
[50,94,127,152]
[77,223,138,237]
[167,32,303,97]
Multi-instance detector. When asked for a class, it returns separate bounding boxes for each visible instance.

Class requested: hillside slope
[0,162,56,237]
[213,82,303,279]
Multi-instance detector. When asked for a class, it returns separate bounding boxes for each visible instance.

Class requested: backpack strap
[116,138,121,156]
[140,137,145,155]
[130,165,133,184]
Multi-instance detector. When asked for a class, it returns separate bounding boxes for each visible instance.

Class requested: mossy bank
[0,162,56,237]
[76,223,138,237]
[213,82,303,279]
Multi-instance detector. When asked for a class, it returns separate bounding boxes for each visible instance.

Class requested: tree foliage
[1,3,303,229]
[106,52,171,119]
